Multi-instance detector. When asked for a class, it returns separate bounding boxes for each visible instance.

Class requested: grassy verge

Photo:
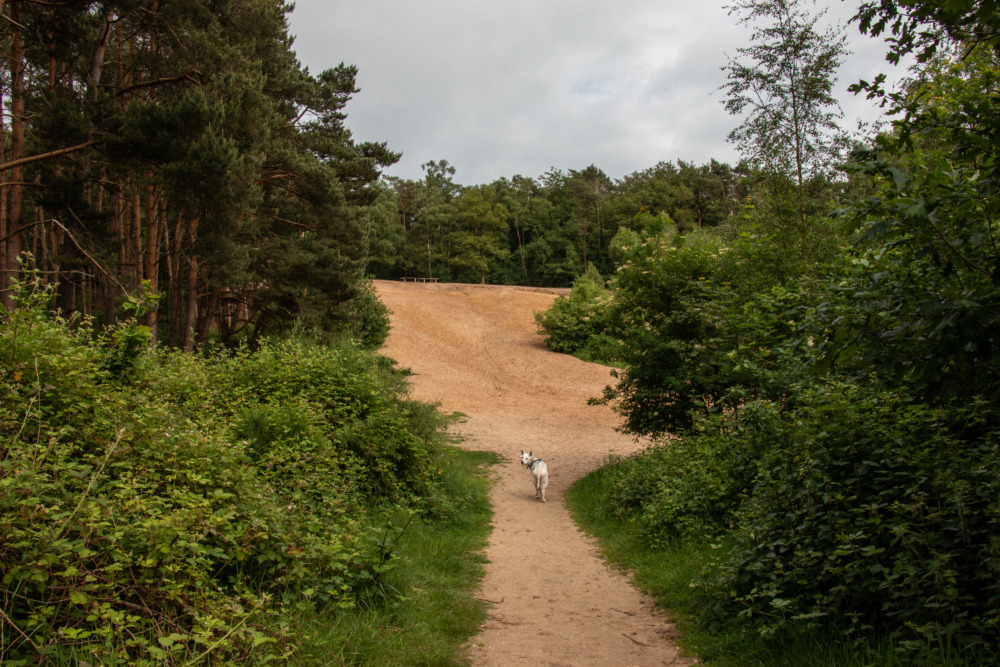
[297,447,498,665]
[566,461,908,667]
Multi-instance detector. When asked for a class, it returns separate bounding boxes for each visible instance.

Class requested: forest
[1,0,999,664]
[364,157,747,287]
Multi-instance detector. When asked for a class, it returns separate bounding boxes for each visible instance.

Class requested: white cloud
[288,0,904,184]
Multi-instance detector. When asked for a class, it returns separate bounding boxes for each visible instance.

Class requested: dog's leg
[540,476,547,503]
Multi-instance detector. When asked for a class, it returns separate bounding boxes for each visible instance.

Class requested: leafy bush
[588,220,1000,659]
[598,230,782,435]
[210,335,444,503]
[602,379,1000,662]
[0,277,448,664]
[534,264,617,362]
[706,382,1000,662]
[603,401,782,546]
[836,153,1000,403]
[339,277,392,350]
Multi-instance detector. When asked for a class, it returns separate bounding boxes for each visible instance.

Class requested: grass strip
[566,460,915,667]
[297,447,498,666]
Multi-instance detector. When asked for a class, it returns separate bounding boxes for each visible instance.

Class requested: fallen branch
[622,633,650,647]
[475,596,504,604]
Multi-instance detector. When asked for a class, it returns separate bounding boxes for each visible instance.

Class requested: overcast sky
[287,0,903,185]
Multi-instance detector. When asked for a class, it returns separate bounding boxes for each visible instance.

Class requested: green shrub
[534,265,617,363]
[340,277,391,350]
[704,382,1000,663]
[598,228,851,438]
[600,379,1000,662]
[604,401,783,546]
[212,336,445,503]
[0,278,449,664]
[597,233,751,435]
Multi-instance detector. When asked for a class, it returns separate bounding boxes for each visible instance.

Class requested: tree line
[368,158,758,286]
[0,0,808,348]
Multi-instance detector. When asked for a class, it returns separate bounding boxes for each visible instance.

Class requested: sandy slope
[376,280,695,667]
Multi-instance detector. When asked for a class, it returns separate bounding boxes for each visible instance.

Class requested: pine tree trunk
[168,218,183,347]
[132,191,143,290]
[514,219,527,278]
[198,290,217,344]
[0,93,7,310]
[3,1,26,310]
[144,184,163,344]
[88,9,114,100]
[109,183,126,323]
[184,255,198,352]
[183,216,200,352]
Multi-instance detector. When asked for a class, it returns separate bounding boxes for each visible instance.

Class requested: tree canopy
[0,0,397,348]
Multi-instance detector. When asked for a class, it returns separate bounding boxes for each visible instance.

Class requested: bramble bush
[595,376,1000,662]
[602,400,783,547]
[705,383,1000,661]
[0,275,449,664]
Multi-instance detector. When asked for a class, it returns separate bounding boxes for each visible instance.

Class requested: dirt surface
[376,280,696,667]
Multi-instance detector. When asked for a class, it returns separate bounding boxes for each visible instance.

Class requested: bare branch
[58,213,129,296]
[271,215,317,232]
[0,140,101,173]
[114,70,203,97]
[0,219,47,244]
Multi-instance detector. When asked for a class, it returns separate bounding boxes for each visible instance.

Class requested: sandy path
[376,280,694,667]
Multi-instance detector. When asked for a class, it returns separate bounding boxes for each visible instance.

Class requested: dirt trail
[376,280,694,667]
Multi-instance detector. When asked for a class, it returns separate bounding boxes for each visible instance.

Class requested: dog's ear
[529,451,533,457]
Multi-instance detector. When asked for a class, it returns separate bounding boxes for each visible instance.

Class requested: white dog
[520,450,548,503]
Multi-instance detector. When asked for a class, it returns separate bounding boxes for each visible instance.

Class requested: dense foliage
[0,275,451,663]
[369,159,749,286]
[532,265,616,363]
[539,1,1000,661]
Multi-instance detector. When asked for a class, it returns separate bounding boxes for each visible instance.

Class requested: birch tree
[721,0,849,261]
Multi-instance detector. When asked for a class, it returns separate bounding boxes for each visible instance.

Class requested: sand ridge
[376,280,695,667]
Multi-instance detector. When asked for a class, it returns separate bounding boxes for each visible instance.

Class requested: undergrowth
[568,447,993,666]
[296,448,498,665]
[0,273,492,664]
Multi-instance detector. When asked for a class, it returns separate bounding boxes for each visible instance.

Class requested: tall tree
[566,165,612,273]
[407,160,460,279]
[493,174,554,283]
[451,185,509,283]
[721,0,849,261]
